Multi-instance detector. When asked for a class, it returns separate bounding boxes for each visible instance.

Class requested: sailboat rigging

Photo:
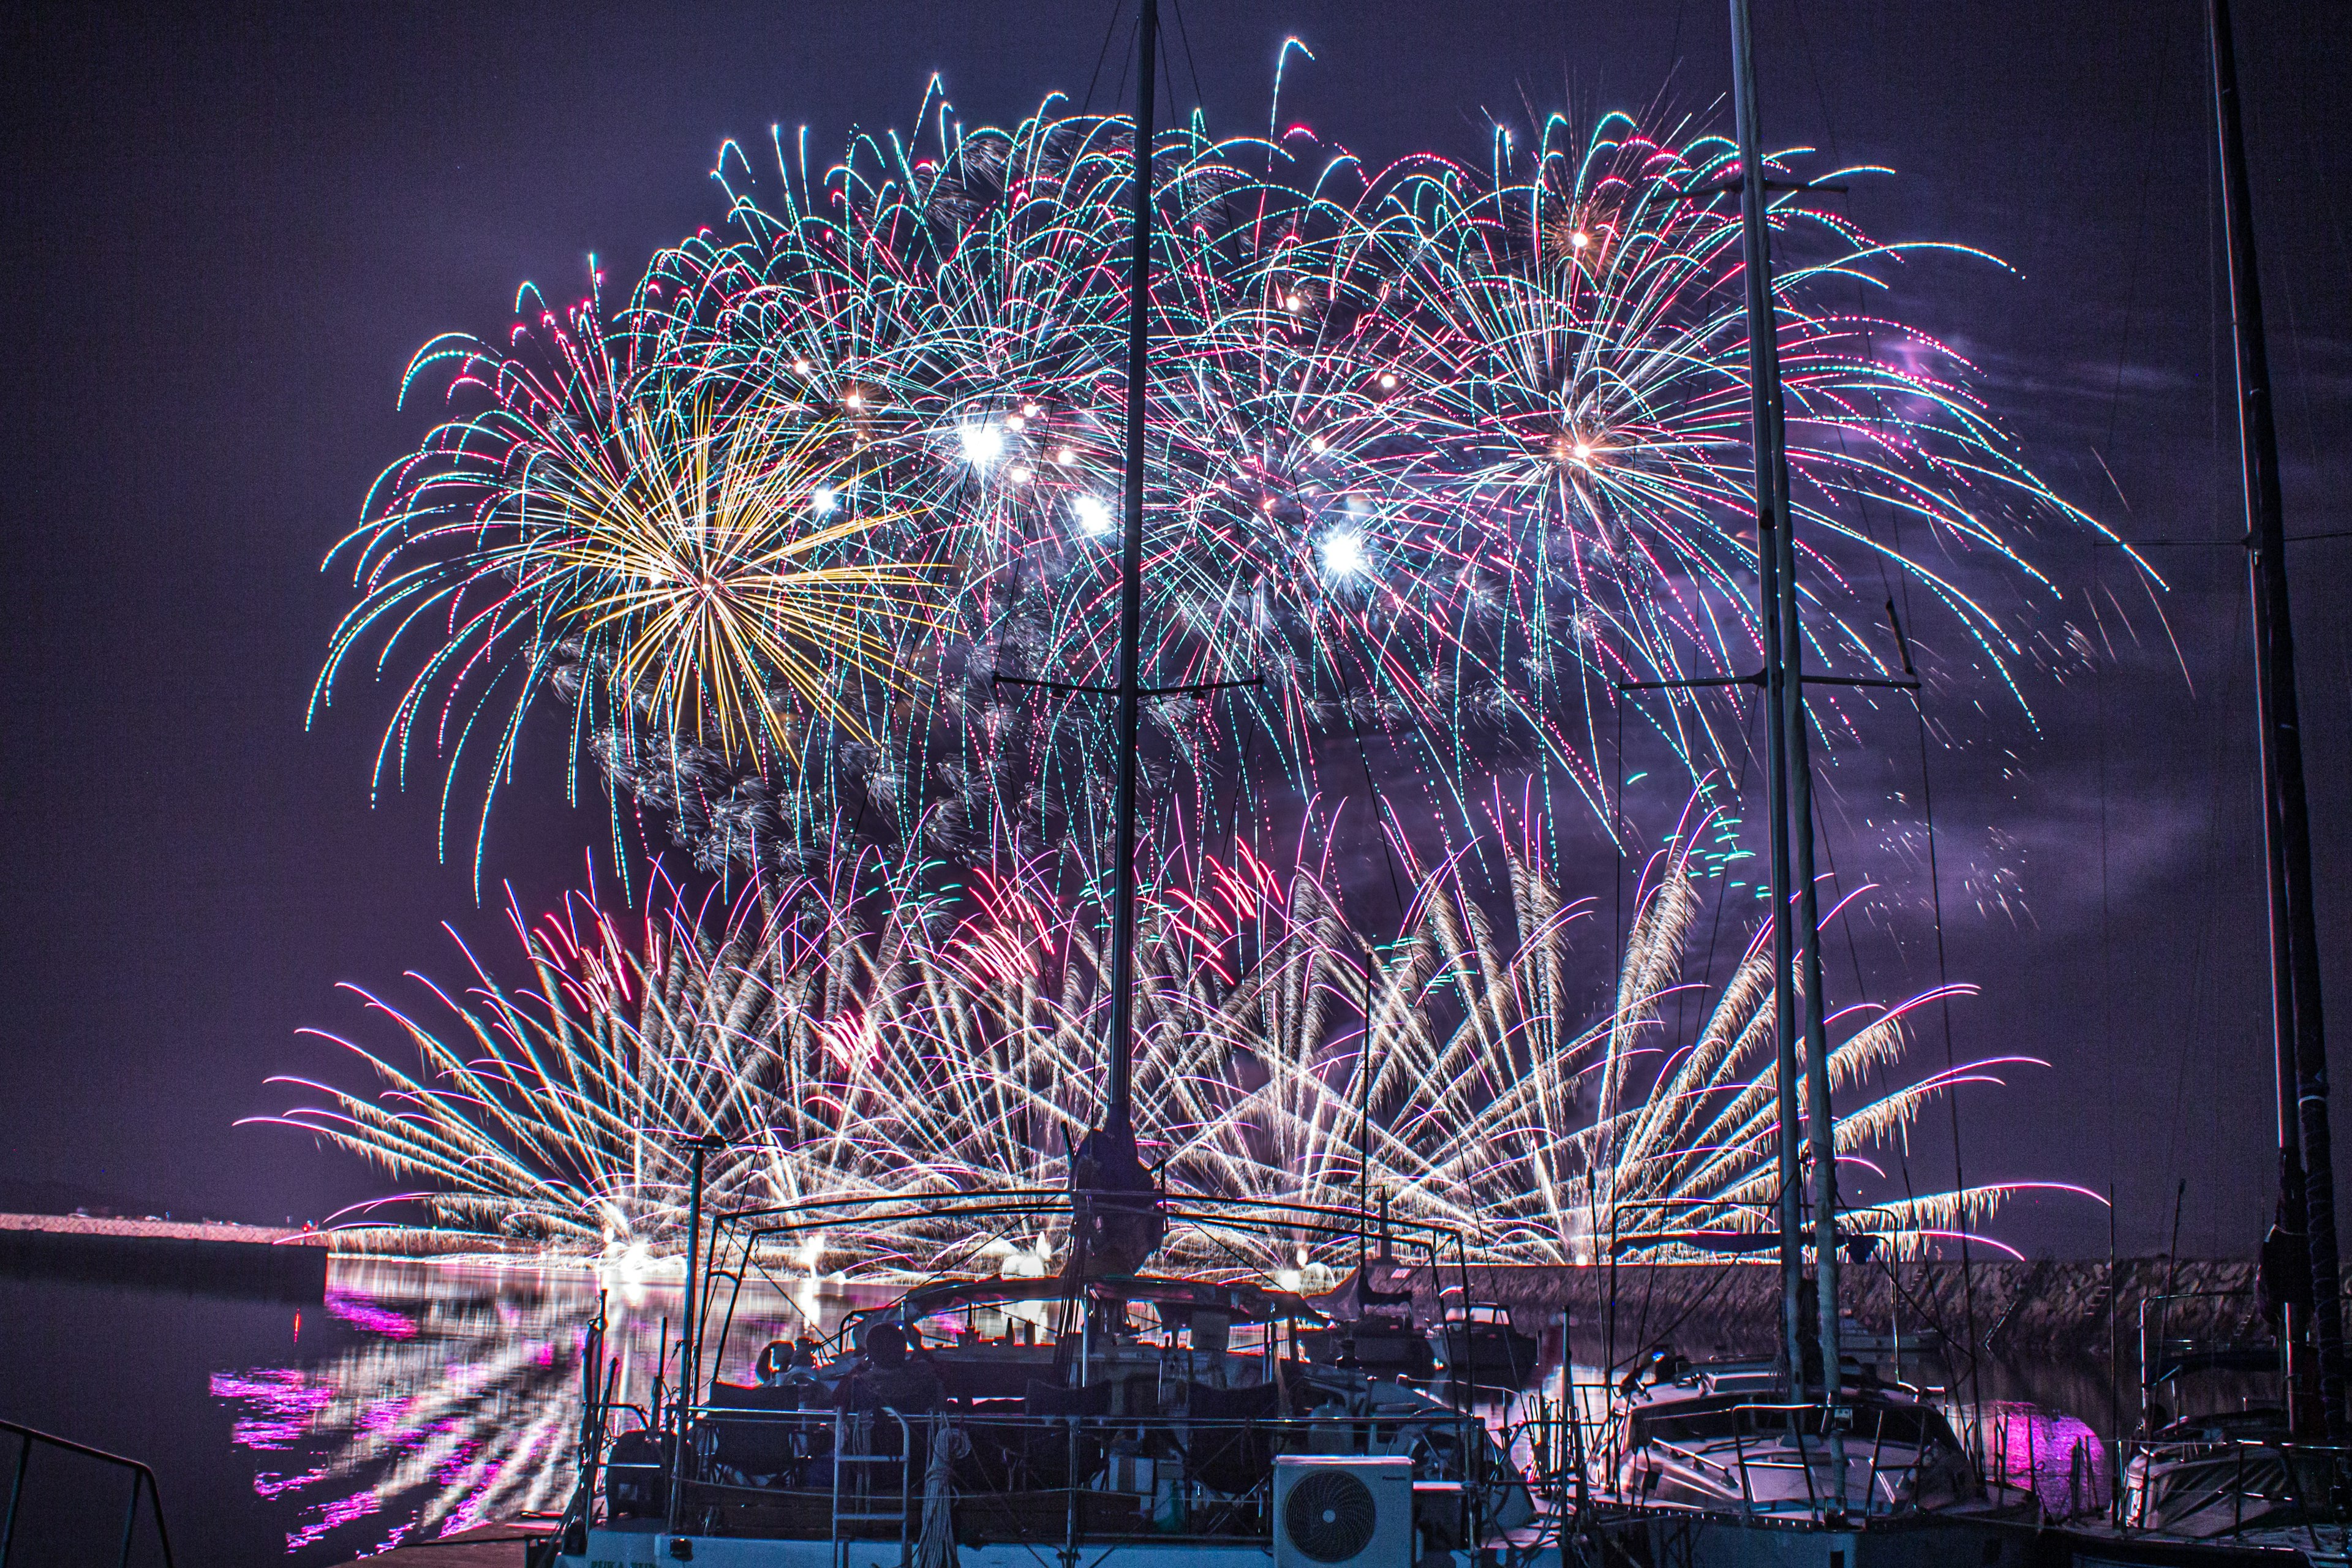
[1066,0,1170,1282]
[2209,0,2345,1445]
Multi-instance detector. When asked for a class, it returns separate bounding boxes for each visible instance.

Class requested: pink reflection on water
[325,1289,419,1340]
[445,1456,503,1535]
[254,1466,330,1500]
[356,1394,417,1441]
[209,1369,332,1449]
[213,1259,872,1561]
[285,1487,384,1552]
[433,1436,483,1487]
[1986,1401,2109,1517]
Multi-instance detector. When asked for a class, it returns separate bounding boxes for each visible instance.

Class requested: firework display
[256,801,2060,1275]
[315,86,2108,876]
[288,74,2115,1273]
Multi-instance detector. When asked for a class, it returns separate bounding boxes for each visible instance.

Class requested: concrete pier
[0,1211,330,1301]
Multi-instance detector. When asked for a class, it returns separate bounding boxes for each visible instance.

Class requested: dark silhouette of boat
[1434,1297,1539,1395]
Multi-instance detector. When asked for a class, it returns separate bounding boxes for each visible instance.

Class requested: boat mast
[1727,0,1807,1402]
[1721,0,1844,1401]
[1728,0,1845,1492]
[1068,0,1166,1278]
[2210,0,2343,1438]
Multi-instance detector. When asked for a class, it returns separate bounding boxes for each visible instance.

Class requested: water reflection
[207,1260,876,1556]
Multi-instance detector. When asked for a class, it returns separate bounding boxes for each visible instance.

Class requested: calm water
[0,1257,864,1566]
[0,1258,2164,1563]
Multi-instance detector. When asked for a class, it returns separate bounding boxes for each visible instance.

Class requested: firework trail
[257,805,2066,1278]
[317,80,2129,878]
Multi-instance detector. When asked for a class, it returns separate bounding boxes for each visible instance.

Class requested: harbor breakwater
[1367,1256,2275,1362]
[0,1210,331,1299]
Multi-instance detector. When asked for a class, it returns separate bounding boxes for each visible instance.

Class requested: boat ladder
[831,1407,914,1568]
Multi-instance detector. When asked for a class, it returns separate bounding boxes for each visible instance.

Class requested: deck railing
[0,1419,175,1568]
[627,1403,1492,1550]
[2119,1430,2352,1538]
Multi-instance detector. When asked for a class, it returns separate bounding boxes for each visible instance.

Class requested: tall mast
[1068,0,1164,1278]
[1104,0,1156,1150]
[2211,0,2343,1437]
[1729,0,1845,1502]
[1727,0,1807,1400]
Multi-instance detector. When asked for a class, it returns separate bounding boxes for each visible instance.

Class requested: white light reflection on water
[207,1259,872,1557]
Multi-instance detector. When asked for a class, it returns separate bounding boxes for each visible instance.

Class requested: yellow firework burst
[319,319,938,869]
[543,389,935,761]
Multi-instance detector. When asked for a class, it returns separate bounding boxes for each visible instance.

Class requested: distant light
[1308,435,1327,453]
[1054,446,1076,465]
[1020,402,1040,417]
[1284,293,1303,311]
[1574,442,1593,461]
[845,391,865,410]
[1074,495,1115,536]
[1008,465,1032,484]
[792,358,813,375]
[1343,494,1369,518]
[1321,530,1368,577]
[1378,372,1397,390]
[1571,230,1591,251]
[1006,413,1027,430]
[959,421,1006,466]
[811,484,837,516]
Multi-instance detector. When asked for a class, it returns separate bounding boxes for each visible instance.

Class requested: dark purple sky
[3,1,2346,1259]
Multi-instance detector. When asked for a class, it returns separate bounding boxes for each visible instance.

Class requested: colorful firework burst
[257,805,2069,1277]
[319,78,2130,878]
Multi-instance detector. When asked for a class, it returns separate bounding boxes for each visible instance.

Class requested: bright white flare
[958,421,1006,467]
[1073,495,1114,537]
[1321,529,1368,577]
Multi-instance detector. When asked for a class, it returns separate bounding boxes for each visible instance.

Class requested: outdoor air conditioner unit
[1273,1455,1414,1568]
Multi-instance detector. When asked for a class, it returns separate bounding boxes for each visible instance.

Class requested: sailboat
[538,5,1540,1565]
[1586,1,2037,1557]
[2056,1,2352,1558]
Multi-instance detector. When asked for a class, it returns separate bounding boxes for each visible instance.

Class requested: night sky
[4,1,2346,1262]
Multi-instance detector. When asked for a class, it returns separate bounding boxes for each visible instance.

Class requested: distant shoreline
[0,1209,329,1245]
[0,1210,554,1256]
